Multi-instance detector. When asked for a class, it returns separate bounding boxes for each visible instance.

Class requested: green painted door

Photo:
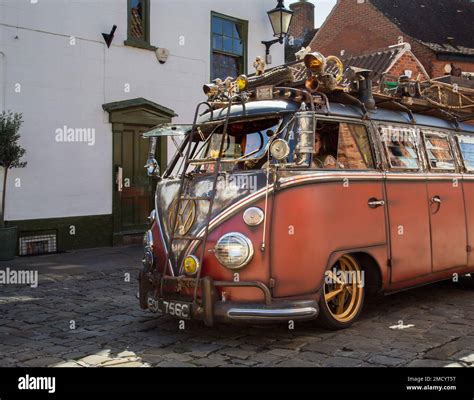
[103,97,174,245]
[115,125,154,234]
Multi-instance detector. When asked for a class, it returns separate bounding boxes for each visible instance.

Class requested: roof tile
[370,0,474,55]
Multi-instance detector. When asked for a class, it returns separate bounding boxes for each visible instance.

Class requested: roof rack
[374,96,416,124]
[460,114,474,122]
[203,55,474,125]
[330,91,368,119]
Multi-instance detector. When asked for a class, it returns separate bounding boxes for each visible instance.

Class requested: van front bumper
[139,273,319,326]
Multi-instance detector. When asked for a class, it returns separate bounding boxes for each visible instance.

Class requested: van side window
[379,125,419,170]
[337,123,374,169]
[457,134,474,172]
[422,131,456,171]
[312,121,374,169]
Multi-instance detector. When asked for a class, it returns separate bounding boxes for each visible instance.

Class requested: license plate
[157,299,192,319]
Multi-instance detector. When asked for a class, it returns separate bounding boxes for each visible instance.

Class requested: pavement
[1,245,474,368]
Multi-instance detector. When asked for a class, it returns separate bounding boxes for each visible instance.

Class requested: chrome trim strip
[424,173,463,177]
[385,174,426,181]
[385,173,465,181]
[227,307,318,319]
[154,192,175,277]
[425,174,463,181]
[279,172,383,188]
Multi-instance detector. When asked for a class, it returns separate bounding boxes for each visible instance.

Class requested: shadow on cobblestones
[1,249,473,368]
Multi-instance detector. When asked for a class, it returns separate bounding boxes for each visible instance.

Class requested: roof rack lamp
[294,112,316,165]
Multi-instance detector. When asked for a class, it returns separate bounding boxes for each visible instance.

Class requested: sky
[308,0,337,28]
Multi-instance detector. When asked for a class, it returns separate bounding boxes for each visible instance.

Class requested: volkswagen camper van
[138,54,474,329]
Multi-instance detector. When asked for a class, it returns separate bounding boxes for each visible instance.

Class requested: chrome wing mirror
[145,137,161,179]
[145,158,161,179]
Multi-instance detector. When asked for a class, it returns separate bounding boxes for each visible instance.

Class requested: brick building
[288,0,314,40]
[277,42,429,89]
[285,0,318,62]
[336,42,430,83]
[309,0,474,79]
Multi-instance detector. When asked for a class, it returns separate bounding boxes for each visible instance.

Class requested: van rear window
[379,125,419,170]
[423,132,456,171]
[457,135,474,172]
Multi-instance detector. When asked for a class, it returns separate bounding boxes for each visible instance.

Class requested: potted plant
[0,111,26,261]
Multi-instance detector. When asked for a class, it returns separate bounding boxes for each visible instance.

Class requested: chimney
[288,0,315,41]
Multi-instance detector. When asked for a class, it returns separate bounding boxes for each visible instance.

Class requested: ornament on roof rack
[397,75,419,106]
[203,75,249,101]
[303,51,345,94]
[421,80,474,112]
[295,46,312,61]
[253,57,266,76]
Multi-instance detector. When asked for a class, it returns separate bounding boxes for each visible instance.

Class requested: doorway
[103,98,176,245]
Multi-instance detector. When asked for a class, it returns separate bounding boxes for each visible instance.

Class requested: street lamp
[262,0,294,64]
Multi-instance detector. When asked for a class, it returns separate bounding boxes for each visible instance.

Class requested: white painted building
[0,0,285,252]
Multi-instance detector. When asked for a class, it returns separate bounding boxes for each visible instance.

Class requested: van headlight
[183,255,200,277]
[214,233,253,269]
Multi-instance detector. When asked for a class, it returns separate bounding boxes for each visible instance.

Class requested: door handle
[368,198,385,209]
[116,166,123,192]
[430,195,442,214]
[431,195,442,204]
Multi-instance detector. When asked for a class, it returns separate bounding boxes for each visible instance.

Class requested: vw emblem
[169,198,196,236]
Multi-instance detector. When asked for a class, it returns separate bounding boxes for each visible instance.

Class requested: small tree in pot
[0,111,26,260]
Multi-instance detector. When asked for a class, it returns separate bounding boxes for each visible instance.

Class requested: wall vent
[19,232,57,256]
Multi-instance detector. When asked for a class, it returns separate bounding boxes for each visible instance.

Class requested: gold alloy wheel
[323,255,364,323]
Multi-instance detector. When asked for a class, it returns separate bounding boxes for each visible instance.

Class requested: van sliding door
[456,134,474,268]
[378,124,432,283]
[423,131,467,272]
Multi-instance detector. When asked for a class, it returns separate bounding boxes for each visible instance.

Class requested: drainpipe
[0,51,5,112]
[0,52,5,223]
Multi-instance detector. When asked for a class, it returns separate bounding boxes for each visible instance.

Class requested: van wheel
[317,255,365,330]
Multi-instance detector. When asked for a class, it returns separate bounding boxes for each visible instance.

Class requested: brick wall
[288,0,315,40]
[337,123,371,169]
[389,52,430,81]
[431,60,474,78]
[308,0,470,78]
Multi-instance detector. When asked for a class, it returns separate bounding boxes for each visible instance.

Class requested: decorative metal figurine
[253,57,266,76]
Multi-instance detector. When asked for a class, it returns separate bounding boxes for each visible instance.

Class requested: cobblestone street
[1,246,474,368]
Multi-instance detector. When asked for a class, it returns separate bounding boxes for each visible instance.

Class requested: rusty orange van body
[138,95,474,329]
